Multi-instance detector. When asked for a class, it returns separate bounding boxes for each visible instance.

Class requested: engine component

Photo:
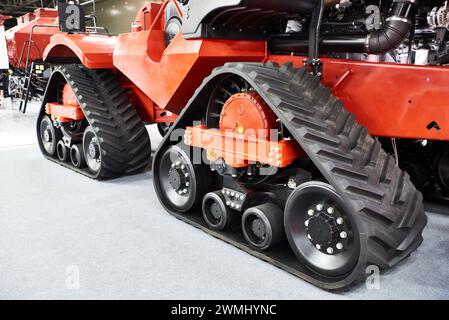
[428,1,449,30]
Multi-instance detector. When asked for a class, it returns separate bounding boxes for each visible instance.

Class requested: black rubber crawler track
[154,62,427,289]
[37,65,151,179]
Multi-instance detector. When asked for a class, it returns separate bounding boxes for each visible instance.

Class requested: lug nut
[184,173,189,177]
[185,182,190,187]
[222,190,225,194]
[305,220,309,227]
[180,165,185,170]
[231,192,235,197]
[176,161,181,166]
[316,204,324,211]
[307,209,314,216]
[340,231,347,239]
[336,217,344,225]
[308,234,312,240]
[240,195,245,201]
[236,204,241,210]
[316,244,322,250]
[327,247,334,254]
[230,203,235,208]
[327,207,335,215]
[226,201,231,206]
[336,243,344,250]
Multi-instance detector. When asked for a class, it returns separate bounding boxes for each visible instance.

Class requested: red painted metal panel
[44,33,118,69]
[269,55,449,140]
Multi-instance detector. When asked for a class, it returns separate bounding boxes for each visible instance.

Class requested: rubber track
[154,62,428,289]
[37,65,151,179]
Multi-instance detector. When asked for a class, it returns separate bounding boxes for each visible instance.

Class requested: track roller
[56,140,69,162]
[202,191,236,230]
[39,116,60,156]
[70,144,86,169]
[285,182,360,277]
[242,203,284,251]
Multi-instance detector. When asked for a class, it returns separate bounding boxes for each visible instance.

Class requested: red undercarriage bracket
[45,103,85,123]
[45,83,86,123]
[184,125,303,168]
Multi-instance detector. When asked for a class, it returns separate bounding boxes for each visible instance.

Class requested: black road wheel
[71,144,87,168]
[157,122,172,137]
[202,191,236,230]
[242,203,284,251]
[285,181,361,277]
[156,145,212,213]
[56,140,69,162]
[83,126,102,174]
[39,116,60,156]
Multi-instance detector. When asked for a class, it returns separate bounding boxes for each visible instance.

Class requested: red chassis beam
[45,103,85,123]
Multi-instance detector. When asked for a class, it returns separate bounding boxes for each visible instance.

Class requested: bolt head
[316,244,322,250]
[327,247,334,254]
[231,192,235,197]
[340,231,348,239]
[308,234,312,240]
[176,161,181,166]
[327,207,335,215]
[336,243,344,250]
[235,204,241,210]
[307,209,314,216]
[226,201,231,206]
[337,217,344,225]
[305,220,309,227]
[185,182,190,187]
[240,195,245,201]
[316,204,324,211]
[184,173,189,177]
[180,165,185,170]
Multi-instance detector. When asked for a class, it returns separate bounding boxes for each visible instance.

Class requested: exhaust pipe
[272,0,416,54]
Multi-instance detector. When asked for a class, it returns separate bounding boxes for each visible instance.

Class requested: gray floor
[0,97,448,300]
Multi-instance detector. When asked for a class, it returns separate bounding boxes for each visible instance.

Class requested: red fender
[44,33,117,69]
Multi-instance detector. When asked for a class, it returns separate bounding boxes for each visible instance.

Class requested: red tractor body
[5,8,59,69]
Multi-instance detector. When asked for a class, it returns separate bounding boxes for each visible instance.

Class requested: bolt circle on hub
[284,182,361,277]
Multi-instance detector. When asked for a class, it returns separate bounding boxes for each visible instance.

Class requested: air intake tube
[271,0,416,54]
[366,0,415,53]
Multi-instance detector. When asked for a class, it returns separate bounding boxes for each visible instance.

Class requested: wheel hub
[44,129,51,143]
[252,218,266,239]
[168,160,191,195]
[305,203,349,255]
[210,203,222,220]
[308,216,335,245]
[88,140,100,160]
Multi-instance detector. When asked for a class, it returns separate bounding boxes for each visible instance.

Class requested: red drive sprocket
[219,92,278,140]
